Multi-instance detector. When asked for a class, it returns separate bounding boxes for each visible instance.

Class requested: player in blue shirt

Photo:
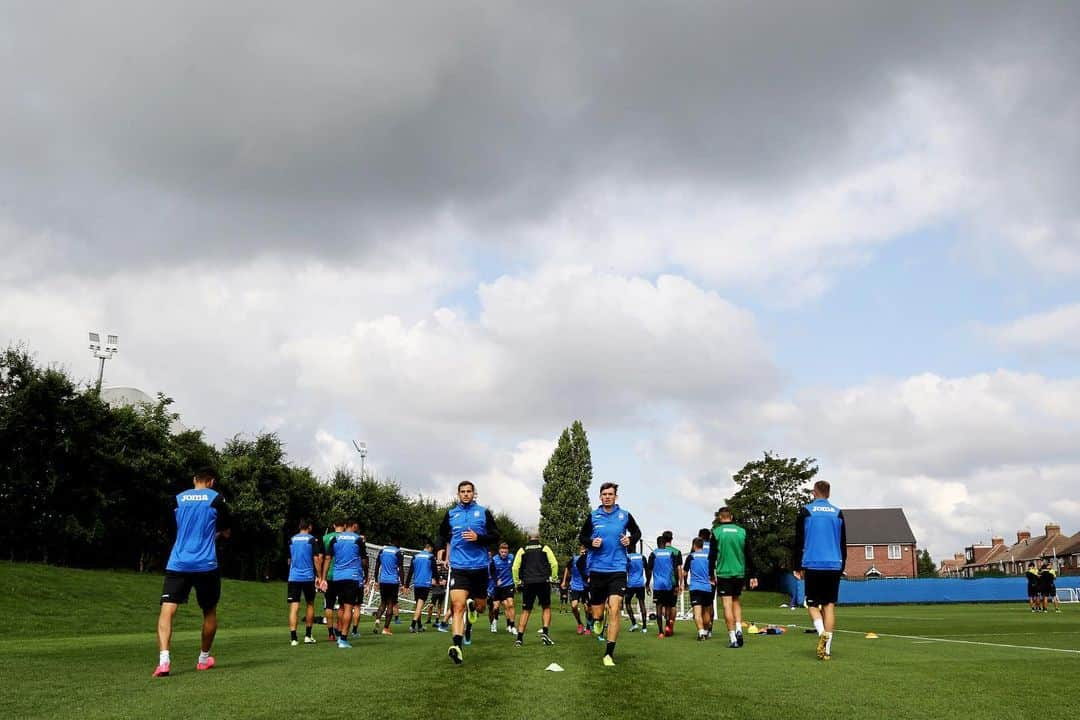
[286,519,324,646]
[406,541,436,633]
[682,537,716,641]
[793,480,846,661]
[436,480,500,665]
[578,482,642,666]
[561,545,590,635]
[154,468,230,678]
[625,547,648,632]
[647,535,678,638]
[489,542,517,635]
[325,519,368,648]
[373,539,405,636]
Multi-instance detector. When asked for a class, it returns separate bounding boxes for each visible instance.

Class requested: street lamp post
[88,331,119,393]
[353,440,367,478]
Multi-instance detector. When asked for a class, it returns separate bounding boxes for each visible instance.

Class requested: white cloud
[988,303,1080,353]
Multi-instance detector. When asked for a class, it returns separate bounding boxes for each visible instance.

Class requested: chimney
[991,537,1004,547]
[1017,531,1031,543]
[1045,524,1060,538]
[954,553,965,562]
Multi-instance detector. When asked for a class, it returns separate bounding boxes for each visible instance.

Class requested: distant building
[955,524,1074,577]
[100,386,188,434]
[841,508,918,579]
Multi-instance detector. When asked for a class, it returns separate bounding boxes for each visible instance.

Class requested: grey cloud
[3,1,1076,271]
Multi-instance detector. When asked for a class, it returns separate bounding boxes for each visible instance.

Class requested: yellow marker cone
[865,632,879,639]
[747,624,760,634]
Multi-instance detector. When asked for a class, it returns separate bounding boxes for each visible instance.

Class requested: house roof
[964,543,1010,569]
[842,508,917,545]
[1006,534,1053,563]
[1060,532,1080,556]
[1042,531,1080,559]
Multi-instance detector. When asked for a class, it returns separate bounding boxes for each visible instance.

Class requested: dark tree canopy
[539,421,593,565]
[724,452,816,580]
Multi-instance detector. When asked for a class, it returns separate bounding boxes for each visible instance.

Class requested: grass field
[2,562,1078,719]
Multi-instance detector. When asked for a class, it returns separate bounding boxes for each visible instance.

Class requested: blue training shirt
[490,552,515,587]
[570,556,587,591]
[439,502,497,571]
[626,552,646,588]
[166,488,227,573]
[287,532,322,582]
[685,549,712,592]
[378,545,403,584]
[410,551,434,588]
[328,531,365,582]
[798,498,845,571]
[649,547,677,591]
[580,504,641,573]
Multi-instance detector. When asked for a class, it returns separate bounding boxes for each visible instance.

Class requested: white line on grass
[831,628,1080,655]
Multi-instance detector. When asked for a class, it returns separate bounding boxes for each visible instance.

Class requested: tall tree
[725,452,816,582]
[539,425,591,564]
[916,549,936,578]
[569,420,593,498]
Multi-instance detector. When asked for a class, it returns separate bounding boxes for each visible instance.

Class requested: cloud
[3,2,1077,280]
[282,265,778,428]
[988,303,1080,353]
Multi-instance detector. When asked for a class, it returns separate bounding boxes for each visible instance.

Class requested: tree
[539,423,592,564]
[725,452,816,582]
[916,549,936,578]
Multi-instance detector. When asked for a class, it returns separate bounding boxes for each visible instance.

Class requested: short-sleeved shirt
[490,552,515,587]
[410,551,435,588]
[323,531,340,580]
[327,531,366,582]
[626,552,646,588]
[649,547,677,591]
[166,488,229,573]
[287,532,324,582]
[683,549,712,592]
[378,546,404,584]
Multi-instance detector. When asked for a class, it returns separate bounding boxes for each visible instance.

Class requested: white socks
[729,630,738,643]
[824,632,833,654]
[813,618,825,635]
[198,651,210,664]
[159,651,170,666]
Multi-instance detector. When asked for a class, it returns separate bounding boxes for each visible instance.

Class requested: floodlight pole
[354,441,368,479]
[88,331,119,394]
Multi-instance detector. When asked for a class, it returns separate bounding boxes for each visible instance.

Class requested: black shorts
[332,579,360,606]
[625,586,646,603]
[653,589,676,607]
[569,589,588,603]
[449,568,489,599]
[493,585,515,602]
[430,587,446,602]
[1043,584,1056,597]
[161,570,221,610]
[804,570,842,607]
[559,587,569,601]
[324,580,339,610]
[690,589,716,606]
[589,572,627,605]
[287,581,316,604]
[1028,583,1040,599]
[413,586,431,602]
[716,577,744,598]
[521,583,552,611]
[379,583,400,604]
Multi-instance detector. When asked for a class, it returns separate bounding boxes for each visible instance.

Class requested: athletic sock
[198,651,210,664]
[453,634,463,648]
[290,630,298,641]
[605,641,616,658]
[813,618,825,635]
[824,632,833,654]
[305,625,312,638]
[159,650,170,666]
[729,630,737,643]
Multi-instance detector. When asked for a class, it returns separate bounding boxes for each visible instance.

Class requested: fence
[778,574,1080,605]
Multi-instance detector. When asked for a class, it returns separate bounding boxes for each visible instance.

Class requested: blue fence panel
[777,574,1080,605]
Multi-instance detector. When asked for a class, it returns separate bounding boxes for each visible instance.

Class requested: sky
[3,1,1079,562]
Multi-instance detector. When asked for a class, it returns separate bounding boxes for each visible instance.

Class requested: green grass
[1,562,1078,719]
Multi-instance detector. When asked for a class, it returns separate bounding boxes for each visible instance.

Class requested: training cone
[747,624,760,634]
[865,632,879,639]
[545,663,564,672]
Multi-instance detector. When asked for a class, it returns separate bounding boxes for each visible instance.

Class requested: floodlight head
[107,334,119,347]
[89,332,100,343]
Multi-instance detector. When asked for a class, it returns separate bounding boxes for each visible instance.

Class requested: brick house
[842,508,918,578]
[958,525,1073,576]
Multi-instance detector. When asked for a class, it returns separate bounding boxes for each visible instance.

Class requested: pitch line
[830,627,1080,655]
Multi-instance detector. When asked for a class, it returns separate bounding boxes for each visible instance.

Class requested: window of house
[888,544,902,560]
[864,545,874,560]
